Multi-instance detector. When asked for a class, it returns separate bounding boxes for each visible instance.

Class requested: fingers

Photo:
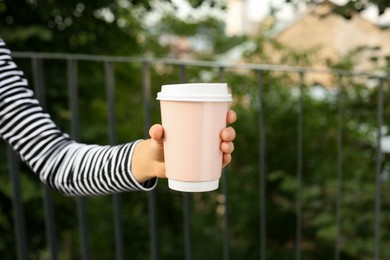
[220,126,236,142]
[226,110,237,125]
[221,110,236,168]
[221,125,235,166]
[221,140,234,154]
[222,153,232,168]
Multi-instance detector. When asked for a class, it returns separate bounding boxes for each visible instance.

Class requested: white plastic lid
[157,83,232,102]
[168,179,219,192]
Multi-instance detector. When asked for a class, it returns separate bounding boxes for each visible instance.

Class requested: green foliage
[0,0,160,54]
[1,0,390,259]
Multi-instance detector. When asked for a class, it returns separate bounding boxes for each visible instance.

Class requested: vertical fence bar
[335,75,344,260]
[257,69,266,260]
[32,58,46,104]
[143,61,159,260]
[7,145,28,260]
[295,71,304,260]
[112,194,124,260]
[32,58,58,260]
[183,192,192,260]
[178,64,192,260]
[374,77,384,260]
[67,59,90,260]
[219,67,230,260]
[104,61,125,260]
[104,63,116,144]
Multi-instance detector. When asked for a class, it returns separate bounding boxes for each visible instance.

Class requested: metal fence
[3,52,390,260]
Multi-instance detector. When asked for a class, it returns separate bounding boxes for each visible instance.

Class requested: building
[226,0,390,86]
[275,1,390,84]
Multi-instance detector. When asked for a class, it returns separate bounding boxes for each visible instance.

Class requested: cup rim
[157,83,232,102]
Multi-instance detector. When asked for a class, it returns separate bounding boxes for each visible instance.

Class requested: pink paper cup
[157,83,232,192]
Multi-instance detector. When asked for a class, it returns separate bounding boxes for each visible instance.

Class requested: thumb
[149,124,164,143]
[149,124,165,163]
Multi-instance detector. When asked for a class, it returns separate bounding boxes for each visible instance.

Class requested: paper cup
[157,83,232,192]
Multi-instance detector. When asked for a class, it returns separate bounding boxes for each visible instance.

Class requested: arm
[0,39,157,196]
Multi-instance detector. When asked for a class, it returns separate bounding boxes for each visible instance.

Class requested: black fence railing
[2,52,390,260]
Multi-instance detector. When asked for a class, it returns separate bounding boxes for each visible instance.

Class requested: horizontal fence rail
[1,52,389,260]
[10,51,390,79]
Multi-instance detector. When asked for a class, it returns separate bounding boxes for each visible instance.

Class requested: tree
[0,0,149,54]
[0,0,232,258]
[2,0,390,259]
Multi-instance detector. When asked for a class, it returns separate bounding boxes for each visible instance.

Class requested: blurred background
[1,0,390,259]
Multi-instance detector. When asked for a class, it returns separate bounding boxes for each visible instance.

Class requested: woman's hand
[221,110,237,167]
[131,110,237,183]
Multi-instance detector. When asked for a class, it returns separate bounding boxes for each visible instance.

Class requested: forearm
[36,140,156,196]
[0,38,156,196]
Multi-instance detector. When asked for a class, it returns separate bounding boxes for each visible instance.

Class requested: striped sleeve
[0,38,157,196]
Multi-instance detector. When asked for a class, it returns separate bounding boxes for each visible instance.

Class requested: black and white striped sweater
[0,38,156,196]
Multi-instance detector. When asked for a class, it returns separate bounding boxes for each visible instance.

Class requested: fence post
[219,67,230,260]
[67,59,90,260]
[178,64,192,260]
[295,71,304,260]
[257,69,266,260]
[104,61,126,260]
[32,57,58,260]
[143,61,159,260]
[7,146,28,260]
[335,75,344,260]
[374,77,384,260]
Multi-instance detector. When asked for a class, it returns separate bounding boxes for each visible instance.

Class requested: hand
[221,110,237,167]
[131,110,237,183]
